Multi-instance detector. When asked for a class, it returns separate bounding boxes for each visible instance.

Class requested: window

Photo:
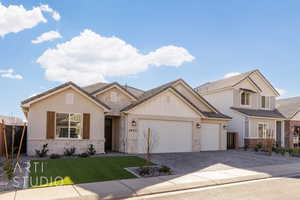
[241,91,250,106]
[258,123,268,138]
[261,96,269,109]
[56,113,82,139]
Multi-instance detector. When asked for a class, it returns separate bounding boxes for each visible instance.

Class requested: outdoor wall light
[131,120,137,127]
[196,123,201,128]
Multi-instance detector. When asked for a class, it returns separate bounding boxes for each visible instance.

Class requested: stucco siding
[173,83,212,112]
[95,87,135,114]
[130,90,200,118]
[27,88,105,155]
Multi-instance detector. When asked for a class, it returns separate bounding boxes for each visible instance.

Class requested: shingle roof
[90,82,139,100]
[121,79,231,119]
[83,82,144,97]
[276,97,300,119]
[21,82,111,110]
[231,107,285,119]
[195,70,257,93]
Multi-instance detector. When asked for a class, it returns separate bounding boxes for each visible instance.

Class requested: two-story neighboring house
[195,69,286,148]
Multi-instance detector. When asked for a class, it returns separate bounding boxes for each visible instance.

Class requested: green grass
[29,156,151,188]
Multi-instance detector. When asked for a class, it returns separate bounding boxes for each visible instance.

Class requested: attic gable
[172,80,216,112]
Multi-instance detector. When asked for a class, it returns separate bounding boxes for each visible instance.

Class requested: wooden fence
[0,121,4,156]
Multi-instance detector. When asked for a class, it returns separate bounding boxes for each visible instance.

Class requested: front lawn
[29,156,151,188]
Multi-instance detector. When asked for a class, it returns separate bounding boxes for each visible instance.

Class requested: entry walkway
[2,162,300,200]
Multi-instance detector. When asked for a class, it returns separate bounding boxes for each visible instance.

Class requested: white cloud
[37,29,194,85]
[276,88,286,95]
[40,5,60,21]
[32,31,62,44]
[224,72,241,79]
[0,4,60,37]
[0,69,23,79]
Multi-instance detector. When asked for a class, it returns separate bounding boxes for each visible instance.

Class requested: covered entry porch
[104,116,121,152]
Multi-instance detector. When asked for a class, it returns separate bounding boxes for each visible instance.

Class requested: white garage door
[200,123,220,151]
[138,120,192,153]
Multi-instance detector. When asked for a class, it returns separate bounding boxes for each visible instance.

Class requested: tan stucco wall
[130,89,200,118]
[95,87,135,114]
[27,87,105,155]
[173,82,212,112]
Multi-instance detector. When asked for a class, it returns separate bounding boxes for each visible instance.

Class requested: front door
[105,118,112,151]
[276,121,282,147]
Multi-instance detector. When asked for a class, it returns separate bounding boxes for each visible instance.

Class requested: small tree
[265,129,274,155]
[143,128,157,164]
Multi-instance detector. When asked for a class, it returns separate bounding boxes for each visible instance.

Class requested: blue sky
[1,0,300,119]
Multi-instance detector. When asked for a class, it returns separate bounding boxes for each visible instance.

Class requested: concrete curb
[3,162,300,200]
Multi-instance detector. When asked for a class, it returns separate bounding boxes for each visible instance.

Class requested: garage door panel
[138,120,192,153]
[200,123,220,151]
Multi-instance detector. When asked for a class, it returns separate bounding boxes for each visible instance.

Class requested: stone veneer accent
[27,139,105,156]
[244,138,274,148]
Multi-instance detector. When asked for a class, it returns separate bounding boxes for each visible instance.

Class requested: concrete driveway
[147,150,300,174]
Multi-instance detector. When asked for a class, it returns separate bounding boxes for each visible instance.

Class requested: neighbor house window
[56,113,82,139]
[261,96,269,109]
[258,123,268,138]
[241,91,250,105]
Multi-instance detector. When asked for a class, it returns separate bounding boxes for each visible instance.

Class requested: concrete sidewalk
[2,162,300,200]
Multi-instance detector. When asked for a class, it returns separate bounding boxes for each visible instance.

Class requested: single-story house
[277,97,300,149]
[21,79,231,156]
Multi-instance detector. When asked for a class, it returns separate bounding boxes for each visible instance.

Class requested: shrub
[274,148,279,154]
[35,143,49,157]
[78,152,89,158]
[288,149,293,155]
[280,148,286,155]
[3,159,14,180]
[50,154,61,159]
[159,165,171,174]
[256,143,262,149]
[64,147,76,156]
[138,166,151,176]
[87,144,96,155]
[254,146,259,152]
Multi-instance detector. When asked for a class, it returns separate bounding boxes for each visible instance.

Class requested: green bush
[288,149,293,155]
[159,165,171,174]
[64,147,76,156]
[78,152,89,158]
[256,143,262,149]
[254,146,259,152]
[50,154,61,159]
[35,143,49,157]
[138,166,151,176]
[3,159,14,180]
[87,144,96,155]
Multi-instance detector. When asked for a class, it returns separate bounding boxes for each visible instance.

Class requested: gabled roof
[90,82,139,100]
[276,97,300,119]
[83,82,144,97]
[21,82,110,111]
[195,69,280,96]
[121,79,231,119]
[231,107,285,119]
